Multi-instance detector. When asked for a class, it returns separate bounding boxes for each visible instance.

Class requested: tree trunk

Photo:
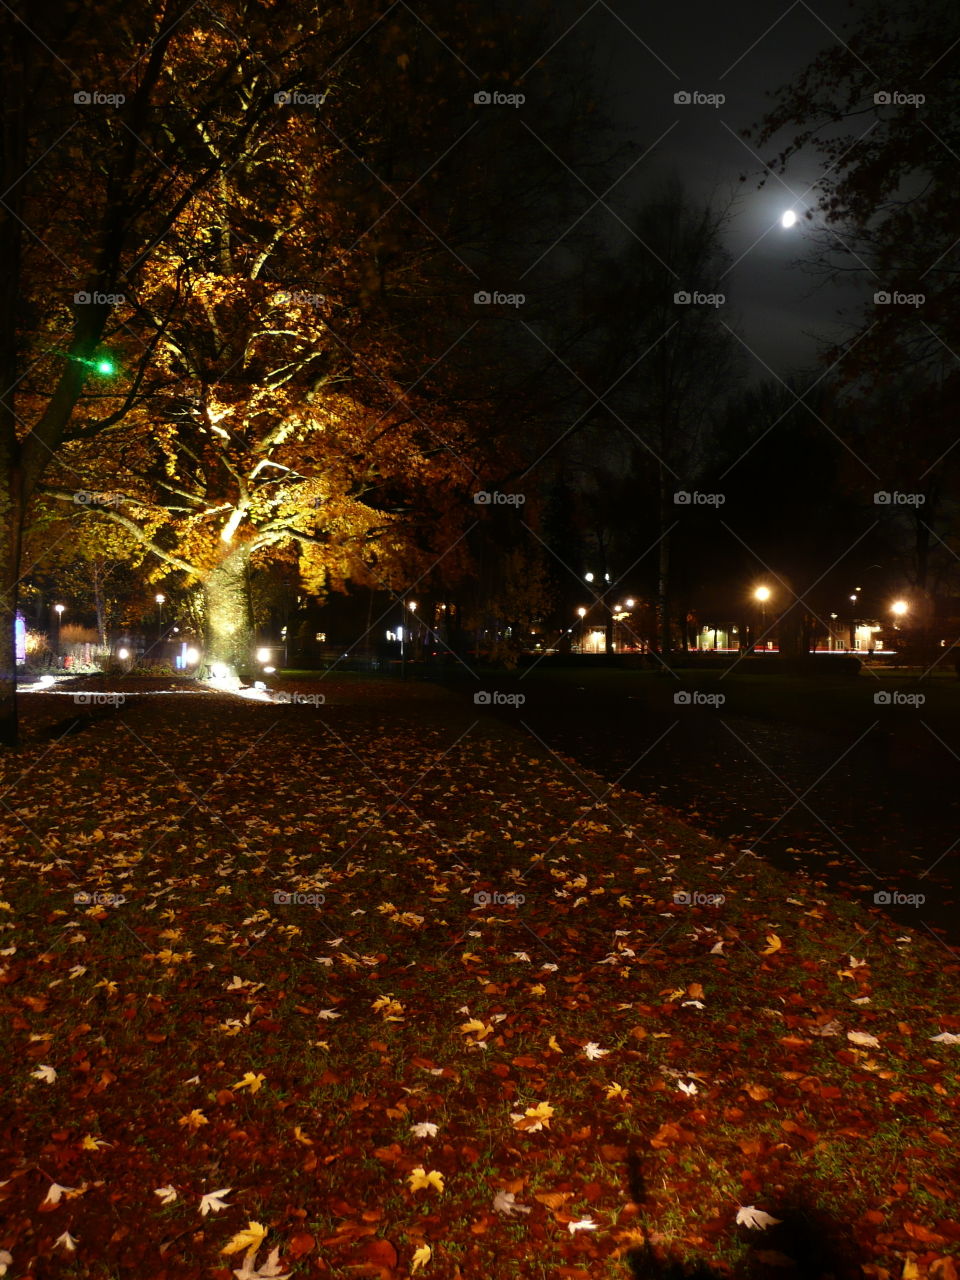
[201,549,255,683]
[92,559,107,648]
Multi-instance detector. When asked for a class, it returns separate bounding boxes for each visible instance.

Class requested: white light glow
[118,647,129,660]
[256,647,271,663]
[781,210,797,229]
[185,647,200,664]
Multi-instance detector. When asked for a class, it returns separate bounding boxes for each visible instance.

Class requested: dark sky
[575,0,865,379]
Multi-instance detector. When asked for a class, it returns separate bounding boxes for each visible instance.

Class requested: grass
[0,674,957,1279]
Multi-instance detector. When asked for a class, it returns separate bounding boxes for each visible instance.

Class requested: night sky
[577,0,864,377]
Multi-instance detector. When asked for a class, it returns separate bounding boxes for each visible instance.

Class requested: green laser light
[95,357,116,375]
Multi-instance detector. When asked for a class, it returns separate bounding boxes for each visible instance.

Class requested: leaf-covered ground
[1,675,958,1280]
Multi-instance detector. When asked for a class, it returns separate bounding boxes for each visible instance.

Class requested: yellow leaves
[292,1126,313,1145]
[510,1101,554,1132]
[178,1109,209,1132]
[411,1243,432,1273]
[459,1018,493,1040]
[221,1221,267,1255]
[528,983,547,997]
[461,952,481,964]
[231,1071,266,1094]
[80,1134,109,1150]
[605,1082,628,1100]
[547,1035,563,1053]
[93,978,118,997]
[407,1167,445,1194]
[760,934,782,956]
[371,994,405,1021]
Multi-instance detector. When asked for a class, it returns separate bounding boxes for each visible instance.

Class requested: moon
[781,209,798,229]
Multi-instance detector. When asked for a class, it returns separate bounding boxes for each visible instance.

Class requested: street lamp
[753,586,771,649]
[54,603,65,661]
[155,593,165,644]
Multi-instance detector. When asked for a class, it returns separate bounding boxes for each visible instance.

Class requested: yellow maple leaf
[221,1221,268,1255]
[528,984,547,997]
[231,1071,266,1094]
[80,1134,108,1150]
[372,994,405,1020]
[547,1035,563,1053]
[459,1019,492,1038]
[606,1082,627,1099]
[761,934,782,956]
[411,1243,432,1273]
[177,1109,208,1131]
[407,1166,445,1194]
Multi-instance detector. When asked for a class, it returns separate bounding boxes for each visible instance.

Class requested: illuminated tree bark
[201,549,254,679]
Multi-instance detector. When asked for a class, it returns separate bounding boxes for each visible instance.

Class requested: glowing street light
[584,572,594,583]
[53,603,65,660]
[625,597,635,609]
[781,209,798,229]
[753,586,771,650]
[155,592,165,643]
[256,647,271,664]
[891,599,909,616]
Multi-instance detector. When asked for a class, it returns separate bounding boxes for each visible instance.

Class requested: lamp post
[54,603,65,662]
[753,586,771,651]
[155,593,165,645]
[576,607,587,653]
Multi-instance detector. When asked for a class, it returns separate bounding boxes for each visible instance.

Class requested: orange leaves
[649,1122,696,1149]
